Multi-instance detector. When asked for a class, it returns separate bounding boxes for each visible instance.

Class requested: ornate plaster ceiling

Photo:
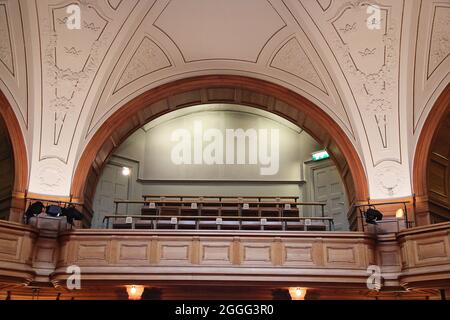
[0,0,448,198]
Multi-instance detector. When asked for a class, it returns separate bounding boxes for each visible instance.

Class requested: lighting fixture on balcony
[126,285,144,300]
[395,208,404,218]
[289,287,307,300]
[122,167,131,176]
[365,207,383,225]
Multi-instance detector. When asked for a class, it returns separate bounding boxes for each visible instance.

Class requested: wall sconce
[122,167,131,176]
[395,208,404,218]
[126,285,144,300]
[288,287,307,300]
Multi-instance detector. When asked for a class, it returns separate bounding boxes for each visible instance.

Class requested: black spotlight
[365,207,383,225]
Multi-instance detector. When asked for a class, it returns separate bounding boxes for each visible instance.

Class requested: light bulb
[395,208,404,218]
[122,167,130,176]
[126,285,144,300]
[289,287,307,300]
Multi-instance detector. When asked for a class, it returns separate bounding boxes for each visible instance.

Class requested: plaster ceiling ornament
[299,0,404,166]
[373,162,405,197]
[36,0,140,165]
[37,163,65,193]
[107,0,123,11]
[270,36,327,94]
[412,1,450,136]
[115,36,172,92]
[39,1,110,163]
[428,5,450,78]
[317,0,333,12]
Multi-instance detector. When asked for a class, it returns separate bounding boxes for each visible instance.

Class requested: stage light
[365,207,383,225]
[122,167,130,176]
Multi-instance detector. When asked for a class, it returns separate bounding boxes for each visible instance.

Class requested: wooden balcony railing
[2,219,450,291]
[109,198,329,231]
[103,215,335,231]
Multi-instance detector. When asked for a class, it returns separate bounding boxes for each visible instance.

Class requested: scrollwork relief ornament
[329,1,401,159]
[37,164,66,193]
[374,163,405,197]
[39,2,111,158]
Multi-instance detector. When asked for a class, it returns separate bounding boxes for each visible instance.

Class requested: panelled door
[92,164,129,228]
[312,165,348,230]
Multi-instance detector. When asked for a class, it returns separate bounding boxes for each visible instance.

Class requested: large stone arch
[413,84,450,225]
[0,90,28,222]
[71,75,368,226]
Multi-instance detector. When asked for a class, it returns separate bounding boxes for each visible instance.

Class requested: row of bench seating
[106,195,331,231]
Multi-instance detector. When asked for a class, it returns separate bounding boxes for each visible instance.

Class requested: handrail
[142,195,300,200]
[102,215,335,231]
[104,215,333,220]
[353,200,412,231]
[26,197,83,206]
[353,200,410,207]
[114,200,326,206]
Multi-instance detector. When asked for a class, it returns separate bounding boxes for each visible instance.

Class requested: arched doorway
[71,75,368,227]
[0,90,28,222]
[413,84,450,225]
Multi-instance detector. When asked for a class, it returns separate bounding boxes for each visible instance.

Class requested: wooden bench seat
[134,220,154,229]
[112,218,133,229]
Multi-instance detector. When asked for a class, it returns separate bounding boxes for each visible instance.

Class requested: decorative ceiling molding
[413,0,450,135]
[0,3,14,76]
[153,0,287,63]
[0,0,29,128]
[316,0,332,12]
[0,0,443,199]
[427,4,450,79]
[114,35,172,93]
[298,0,405,168]
[38,1,110,163]
[87,0,355,143]
[36,0,140,165]
[107,0,123,11]
[269,36,327,94]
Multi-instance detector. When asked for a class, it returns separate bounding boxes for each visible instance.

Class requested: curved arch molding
[413,84,450,226]
[71,75,368,225]
[0,89,28,222]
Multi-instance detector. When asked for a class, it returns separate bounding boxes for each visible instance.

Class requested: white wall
[92,106,338,227]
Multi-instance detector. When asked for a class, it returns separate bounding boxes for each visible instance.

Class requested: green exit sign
[312,150,330,161]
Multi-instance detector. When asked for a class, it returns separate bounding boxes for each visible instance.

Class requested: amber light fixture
[126,285,144,300]
[395,208,404,219]
[288,287,307,300]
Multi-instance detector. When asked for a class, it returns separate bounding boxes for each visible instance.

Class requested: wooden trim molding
[413,84,450,225]
[71,75,368,224]
[0,90,28,222]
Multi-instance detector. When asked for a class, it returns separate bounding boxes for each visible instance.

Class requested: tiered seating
[105,195,332,231]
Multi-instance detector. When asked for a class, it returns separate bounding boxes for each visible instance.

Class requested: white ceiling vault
[0,0,448,198]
